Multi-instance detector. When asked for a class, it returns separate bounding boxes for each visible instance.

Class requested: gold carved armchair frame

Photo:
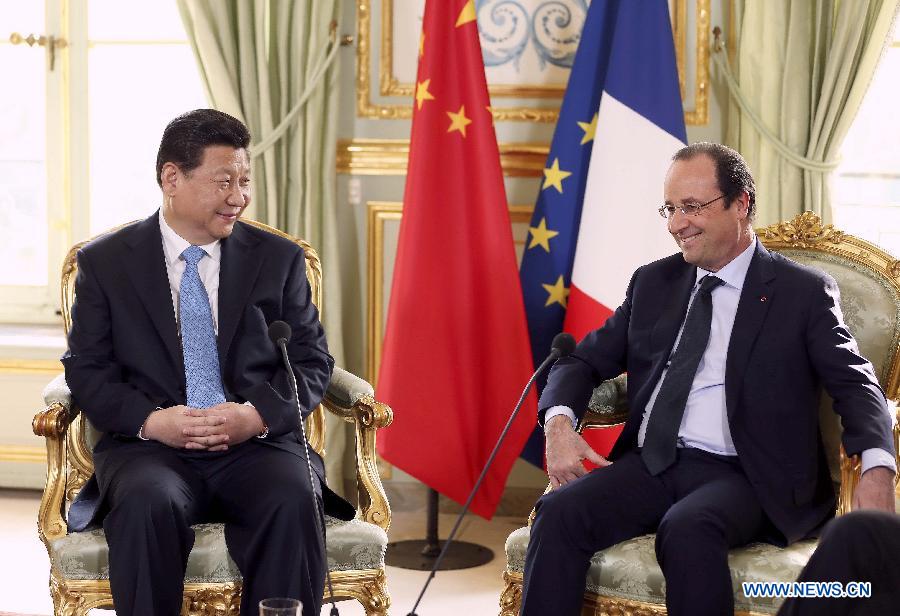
[33,219,394,615]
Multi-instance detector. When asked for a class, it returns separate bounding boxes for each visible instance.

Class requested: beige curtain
[177,0,356,497]
[720,0,899,225]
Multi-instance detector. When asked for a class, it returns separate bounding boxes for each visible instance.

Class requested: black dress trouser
[101,439,324,616]
[521,448,768,616]
[777,510,900,616]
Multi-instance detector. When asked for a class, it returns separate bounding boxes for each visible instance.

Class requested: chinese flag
[376,0,537,519]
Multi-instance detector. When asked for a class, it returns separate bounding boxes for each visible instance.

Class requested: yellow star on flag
[419,32,425,57]
[528,218,559,252]
[415,79,436,110]
[446,105,473,137]
[542,158,572,193]
[577,113,598,145]
[456,0,476,27]
[542,275,570,308]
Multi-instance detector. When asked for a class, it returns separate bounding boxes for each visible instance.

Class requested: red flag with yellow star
[376,0,537,519]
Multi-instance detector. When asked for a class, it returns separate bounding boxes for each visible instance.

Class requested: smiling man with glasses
[520,142,896,616]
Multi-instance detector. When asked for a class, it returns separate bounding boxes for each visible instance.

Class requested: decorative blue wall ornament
[531,0,589,69]
[476,0,591,73]
[478,1,531,69]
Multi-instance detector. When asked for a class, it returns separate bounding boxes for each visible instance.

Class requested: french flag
[519,0,687,465]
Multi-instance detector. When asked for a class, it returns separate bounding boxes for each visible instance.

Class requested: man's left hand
[852,466,896,512]
[182,403,266,448]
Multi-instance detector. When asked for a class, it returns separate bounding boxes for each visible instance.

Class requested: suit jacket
[539,241,894,544]
[62,212,354,531]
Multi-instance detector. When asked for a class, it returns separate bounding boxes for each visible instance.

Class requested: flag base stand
[385,539,494,570]
[385,488,494,570]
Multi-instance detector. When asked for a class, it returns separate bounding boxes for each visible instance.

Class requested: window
[0,0,206,323]
[832,22,900,257]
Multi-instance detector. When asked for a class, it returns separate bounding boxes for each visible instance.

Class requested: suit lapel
[122,212,183,372]
[649,261,697,358]
[725,241,776,418]
[217,222,263,362]
[632,260,697,413]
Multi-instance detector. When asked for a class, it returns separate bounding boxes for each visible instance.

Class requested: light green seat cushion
[50,517,387,583]
[505,526,817,614]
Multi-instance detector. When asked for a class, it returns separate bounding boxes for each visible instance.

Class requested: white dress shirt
[159,210,221,333]
[546,237,896,474]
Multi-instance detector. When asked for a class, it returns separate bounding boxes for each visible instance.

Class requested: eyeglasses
[658,195,726,219]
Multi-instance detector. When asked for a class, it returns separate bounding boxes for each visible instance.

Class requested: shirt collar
[158,209,221,265]
[695,235,757,291]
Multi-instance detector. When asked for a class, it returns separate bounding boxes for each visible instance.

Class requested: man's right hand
[141,405,229,451]
[545,414,610,489]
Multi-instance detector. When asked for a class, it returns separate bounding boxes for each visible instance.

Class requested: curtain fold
[723,0,899,225]
[177,0,355,498]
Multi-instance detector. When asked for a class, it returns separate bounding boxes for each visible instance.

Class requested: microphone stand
[406,340,570,616]
[275,334,340,616]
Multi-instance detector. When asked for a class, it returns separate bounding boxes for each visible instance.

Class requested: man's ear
[160,162,179,194]
[737,190,750,219]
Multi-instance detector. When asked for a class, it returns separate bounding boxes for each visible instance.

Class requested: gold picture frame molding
[0,358,63,374]
[357,0,710,124]
[337,138,548,176]
[0,445,47,464]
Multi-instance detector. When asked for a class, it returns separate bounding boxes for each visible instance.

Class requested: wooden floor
[0,488,526,615]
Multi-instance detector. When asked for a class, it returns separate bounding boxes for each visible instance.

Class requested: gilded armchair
[33,219,394,616]
[500,213,900,615]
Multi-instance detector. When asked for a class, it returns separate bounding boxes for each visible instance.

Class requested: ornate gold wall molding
[0,445,46,464]
[675,0,711,125]
[0,358,62,373]
[366,202,402,386]
[337,139,548,176]
[357,0,710,124]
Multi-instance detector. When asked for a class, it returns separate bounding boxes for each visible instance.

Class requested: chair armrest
[32,372,76,548]
[837,447,861,516]
[581,373,629,429]
[322,366,394,531]
[837,399,900,515]
[526,375,629,525]
[41,372,75,410]
[325,366,375,409]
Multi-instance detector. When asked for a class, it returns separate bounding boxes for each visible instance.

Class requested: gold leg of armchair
[328,568,391,616]
[499,570,523,616]
[181,582,242,615]
[50,575,114,616]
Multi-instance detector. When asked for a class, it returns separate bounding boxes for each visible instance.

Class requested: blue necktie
[179,245,226,408]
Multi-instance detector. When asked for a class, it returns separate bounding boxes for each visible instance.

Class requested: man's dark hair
[672,142,757,220]
[155,109,251,186]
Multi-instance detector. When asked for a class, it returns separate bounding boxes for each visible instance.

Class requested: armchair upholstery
[33,220,394,616]
[500,213,900,615]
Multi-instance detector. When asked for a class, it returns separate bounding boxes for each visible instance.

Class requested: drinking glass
[259,597,302,616]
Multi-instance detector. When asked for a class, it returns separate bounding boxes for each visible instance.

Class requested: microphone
[267,320,340,616]
[549,331,576,359]
[267,320,292,347]
[406,332,576,615]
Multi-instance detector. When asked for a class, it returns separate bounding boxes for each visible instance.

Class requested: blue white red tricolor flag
[519,0,687,465]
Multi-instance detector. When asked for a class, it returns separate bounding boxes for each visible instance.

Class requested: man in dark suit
[62,109,353,616]
[520,143,896,616]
